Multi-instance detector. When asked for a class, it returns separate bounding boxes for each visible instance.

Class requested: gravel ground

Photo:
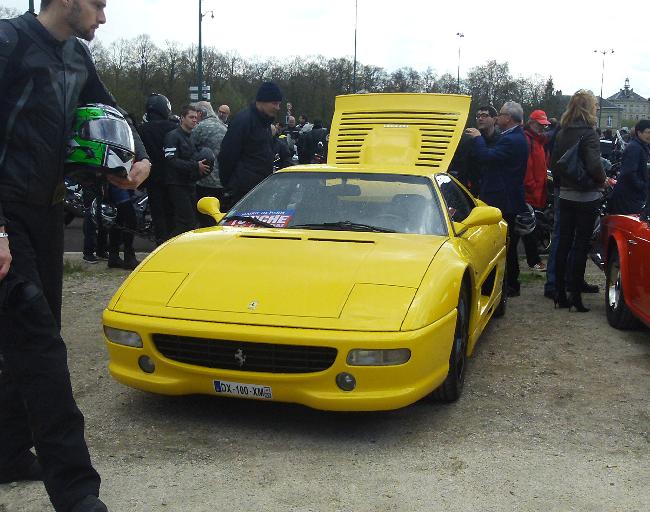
[1,256,648,512]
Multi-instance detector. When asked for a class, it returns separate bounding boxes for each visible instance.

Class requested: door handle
[627,239,637,245]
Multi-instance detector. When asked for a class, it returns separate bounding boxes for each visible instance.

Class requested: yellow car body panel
[102,93,508,411]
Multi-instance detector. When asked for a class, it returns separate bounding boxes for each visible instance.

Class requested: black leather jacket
[138,114,178,186]
[0,13,147,226]
[163,126,200,186]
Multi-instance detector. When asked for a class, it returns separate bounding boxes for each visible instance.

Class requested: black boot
[554,289,569,309]
[122,250,140,270]
[71,495,108,512]
[568,292,590,312]
[107,252,124,269]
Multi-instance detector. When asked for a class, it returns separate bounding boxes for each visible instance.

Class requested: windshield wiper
[223,215,275,228]
[290,221,396,233]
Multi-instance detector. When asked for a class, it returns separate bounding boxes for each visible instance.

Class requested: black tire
[430,286,470,402]
[493,268,507,318]
[64,211,76,226]
[605,245,639,329]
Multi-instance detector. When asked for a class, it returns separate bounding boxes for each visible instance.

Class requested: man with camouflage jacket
[191,101,228,225]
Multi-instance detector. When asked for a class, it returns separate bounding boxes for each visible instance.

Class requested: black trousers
[168,184,197,237]
[503,214,521,293]
[108,200,136,256]
[147,181,173,245]
[0,202,100,512]
[555,198,600,294]
[522,231,541,267]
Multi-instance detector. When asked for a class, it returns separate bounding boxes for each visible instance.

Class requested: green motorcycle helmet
[65,104,135,177]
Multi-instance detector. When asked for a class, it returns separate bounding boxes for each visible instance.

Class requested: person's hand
[198,159,211,175]
[465,128,481,139]
[0,234,11,282]
[106,159,151,190]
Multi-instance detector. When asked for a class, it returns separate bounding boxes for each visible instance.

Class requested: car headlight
[347,348,411,366]
[103,326,143,348]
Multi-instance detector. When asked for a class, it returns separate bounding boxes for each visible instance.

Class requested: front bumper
[102,309,457,411]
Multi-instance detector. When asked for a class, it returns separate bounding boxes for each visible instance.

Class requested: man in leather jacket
[0,2,150,511]
[163,104,211,236]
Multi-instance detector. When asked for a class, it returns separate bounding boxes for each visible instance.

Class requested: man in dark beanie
[218,81,283,209]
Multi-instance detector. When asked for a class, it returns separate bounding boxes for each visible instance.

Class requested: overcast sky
[5,0,650,100]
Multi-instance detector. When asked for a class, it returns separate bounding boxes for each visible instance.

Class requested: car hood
[111,229,447,331]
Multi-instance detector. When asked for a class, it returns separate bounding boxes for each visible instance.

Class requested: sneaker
[96,250,109,260]
[529,262,547,272]
[82,254,99,264]
[70,496,108,512]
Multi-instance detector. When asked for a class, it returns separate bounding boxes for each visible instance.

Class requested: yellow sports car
[102,93,508,411]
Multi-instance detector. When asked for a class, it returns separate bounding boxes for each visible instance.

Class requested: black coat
[138,115,178,185]
[218,104,274,196]
[608,137,649,214]
[549,123,605,191]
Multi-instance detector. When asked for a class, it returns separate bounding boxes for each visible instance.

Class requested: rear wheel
[605,246,639,329]
[430,286,470,402]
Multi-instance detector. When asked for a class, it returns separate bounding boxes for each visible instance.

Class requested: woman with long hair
[550,90,606,312]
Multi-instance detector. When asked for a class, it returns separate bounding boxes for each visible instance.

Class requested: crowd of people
[1,2,649,512]
[452,90,649,312]
[80,82,330,266]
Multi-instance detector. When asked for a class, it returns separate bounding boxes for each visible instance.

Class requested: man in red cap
[522,109,553,271]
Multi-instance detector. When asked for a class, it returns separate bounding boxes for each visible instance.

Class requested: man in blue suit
[465,101,529,297]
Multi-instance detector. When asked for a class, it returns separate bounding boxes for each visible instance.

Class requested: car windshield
[221,172,447,235]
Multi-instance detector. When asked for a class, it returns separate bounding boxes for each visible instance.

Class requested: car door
[434,174,501,288]
[625,217,650,313]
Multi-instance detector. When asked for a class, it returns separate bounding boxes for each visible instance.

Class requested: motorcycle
[91,188,154,241]
[64,176,85,225]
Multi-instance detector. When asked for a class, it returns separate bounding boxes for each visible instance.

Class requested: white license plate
[213,380,273,400]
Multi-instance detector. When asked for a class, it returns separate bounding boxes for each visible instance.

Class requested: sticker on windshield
[224,210,294,228]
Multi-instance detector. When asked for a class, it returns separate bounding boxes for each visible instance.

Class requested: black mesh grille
[152,334,338,374]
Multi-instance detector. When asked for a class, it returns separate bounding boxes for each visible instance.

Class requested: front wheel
[430,286,470,402]
[605,245,639,329]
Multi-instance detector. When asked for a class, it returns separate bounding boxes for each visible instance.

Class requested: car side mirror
[197,196,226,223]
[453,206,502,235]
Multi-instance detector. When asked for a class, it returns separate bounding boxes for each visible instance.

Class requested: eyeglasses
[475,113,492,119]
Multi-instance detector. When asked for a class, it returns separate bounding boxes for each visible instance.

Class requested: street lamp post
[352,0,358,93]
[594,48,614,128]
[456,32,464,93]
[28,0,34,13]
[197,0,214,102]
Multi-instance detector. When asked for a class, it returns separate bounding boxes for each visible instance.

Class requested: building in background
[607,78,650,126]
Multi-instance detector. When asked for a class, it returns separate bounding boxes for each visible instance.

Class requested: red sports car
[601,214,650,329]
